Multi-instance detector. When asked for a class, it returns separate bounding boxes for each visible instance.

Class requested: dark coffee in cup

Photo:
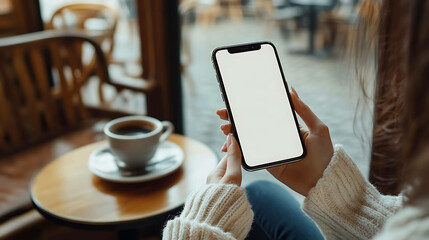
[113,125,154,136]
[104,116,174,170]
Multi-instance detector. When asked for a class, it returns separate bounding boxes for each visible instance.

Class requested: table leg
[289,5,322,56]
[118,229,139,240]
[308,5,317,54]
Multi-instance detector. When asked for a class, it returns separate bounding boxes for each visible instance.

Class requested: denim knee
[246,180,287,200]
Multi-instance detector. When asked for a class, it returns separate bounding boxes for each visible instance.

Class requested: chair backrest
[0,31,110,155]
[47,3,119,60]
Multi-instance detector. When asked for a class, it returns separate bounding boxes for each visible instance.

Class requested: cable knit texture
[162,184,254,240]
[303,145,403,240]
[162,146,429,240]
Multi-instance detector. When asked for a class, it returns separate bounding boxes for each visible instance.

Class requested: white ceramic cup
[104,116,174,170]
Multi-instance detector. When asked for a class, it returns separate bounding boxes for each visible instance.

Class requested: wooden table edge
[29,134,217,230]
[30,196,184,231]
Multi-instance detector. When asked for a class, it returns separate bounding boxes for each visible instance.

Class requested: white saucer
[88,141,184,183]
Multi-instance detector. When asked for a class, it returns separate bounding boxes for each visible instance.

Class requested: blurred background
[0,0,374,239]
[174,0,374,199]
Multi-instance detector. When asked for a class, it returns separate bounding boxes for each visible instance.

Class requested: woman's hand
[206,134,243,186]
[216,87,333,196]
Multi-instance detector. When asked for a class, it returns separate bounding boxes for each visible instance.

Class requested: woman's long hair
[400,0,429,204]
[357,0,429,202]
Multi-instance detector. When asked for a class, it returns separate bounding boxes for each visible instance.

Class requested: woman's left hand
[206,134,243,186]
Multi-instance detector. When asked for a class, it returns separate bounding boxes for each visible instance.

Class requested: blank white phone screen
[215,44,303,167]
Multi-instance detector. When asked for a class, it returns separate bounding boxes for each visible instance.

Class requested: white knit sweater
[163,146,429,239]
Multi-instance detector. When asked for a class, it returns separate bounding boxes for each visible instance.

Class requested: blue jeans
[245,181,324,240]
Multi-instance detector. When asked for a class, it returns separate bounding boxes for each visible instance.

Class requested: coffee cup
[104,116,174,170]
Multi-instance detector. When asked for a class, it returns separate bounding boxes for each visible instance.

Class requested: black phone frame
[211,41,306,171]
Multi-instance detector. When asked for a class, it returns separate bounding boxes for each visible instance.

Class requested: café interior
[0,0,396,239]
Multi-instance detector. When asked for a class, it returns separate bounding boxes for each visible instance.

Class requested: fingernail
[226,134,232,147]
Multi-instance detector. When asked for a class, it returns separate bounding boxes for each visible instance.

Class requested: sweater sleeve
[162,184,254,240]
[303,145,403,240]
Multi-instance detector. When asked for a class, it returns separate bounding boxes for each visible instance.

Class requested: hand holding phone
[206,134,243,186]
[217,87,334,196]
[213,42,305,170]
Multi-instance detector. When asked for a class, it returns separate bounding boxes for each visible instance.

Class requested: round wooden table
[30,134,218,239]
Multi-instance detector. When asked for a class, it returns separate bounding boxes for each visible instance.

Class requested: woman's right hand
[216,87,334,196]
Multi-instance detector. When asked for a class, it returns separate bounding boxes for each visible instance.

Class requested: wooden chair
[47,3,160,117]
[194,0,243,26]
[222,0,243,21]
[0,31,145,236]
[316,1,359,54]
[47,3,119,62]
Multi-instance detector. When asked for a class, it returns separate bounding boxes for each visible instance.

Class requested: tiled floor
[183,18,374,202]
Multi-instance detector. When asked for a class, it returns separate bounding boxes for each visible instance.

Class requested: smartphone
[212,41,305,171]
